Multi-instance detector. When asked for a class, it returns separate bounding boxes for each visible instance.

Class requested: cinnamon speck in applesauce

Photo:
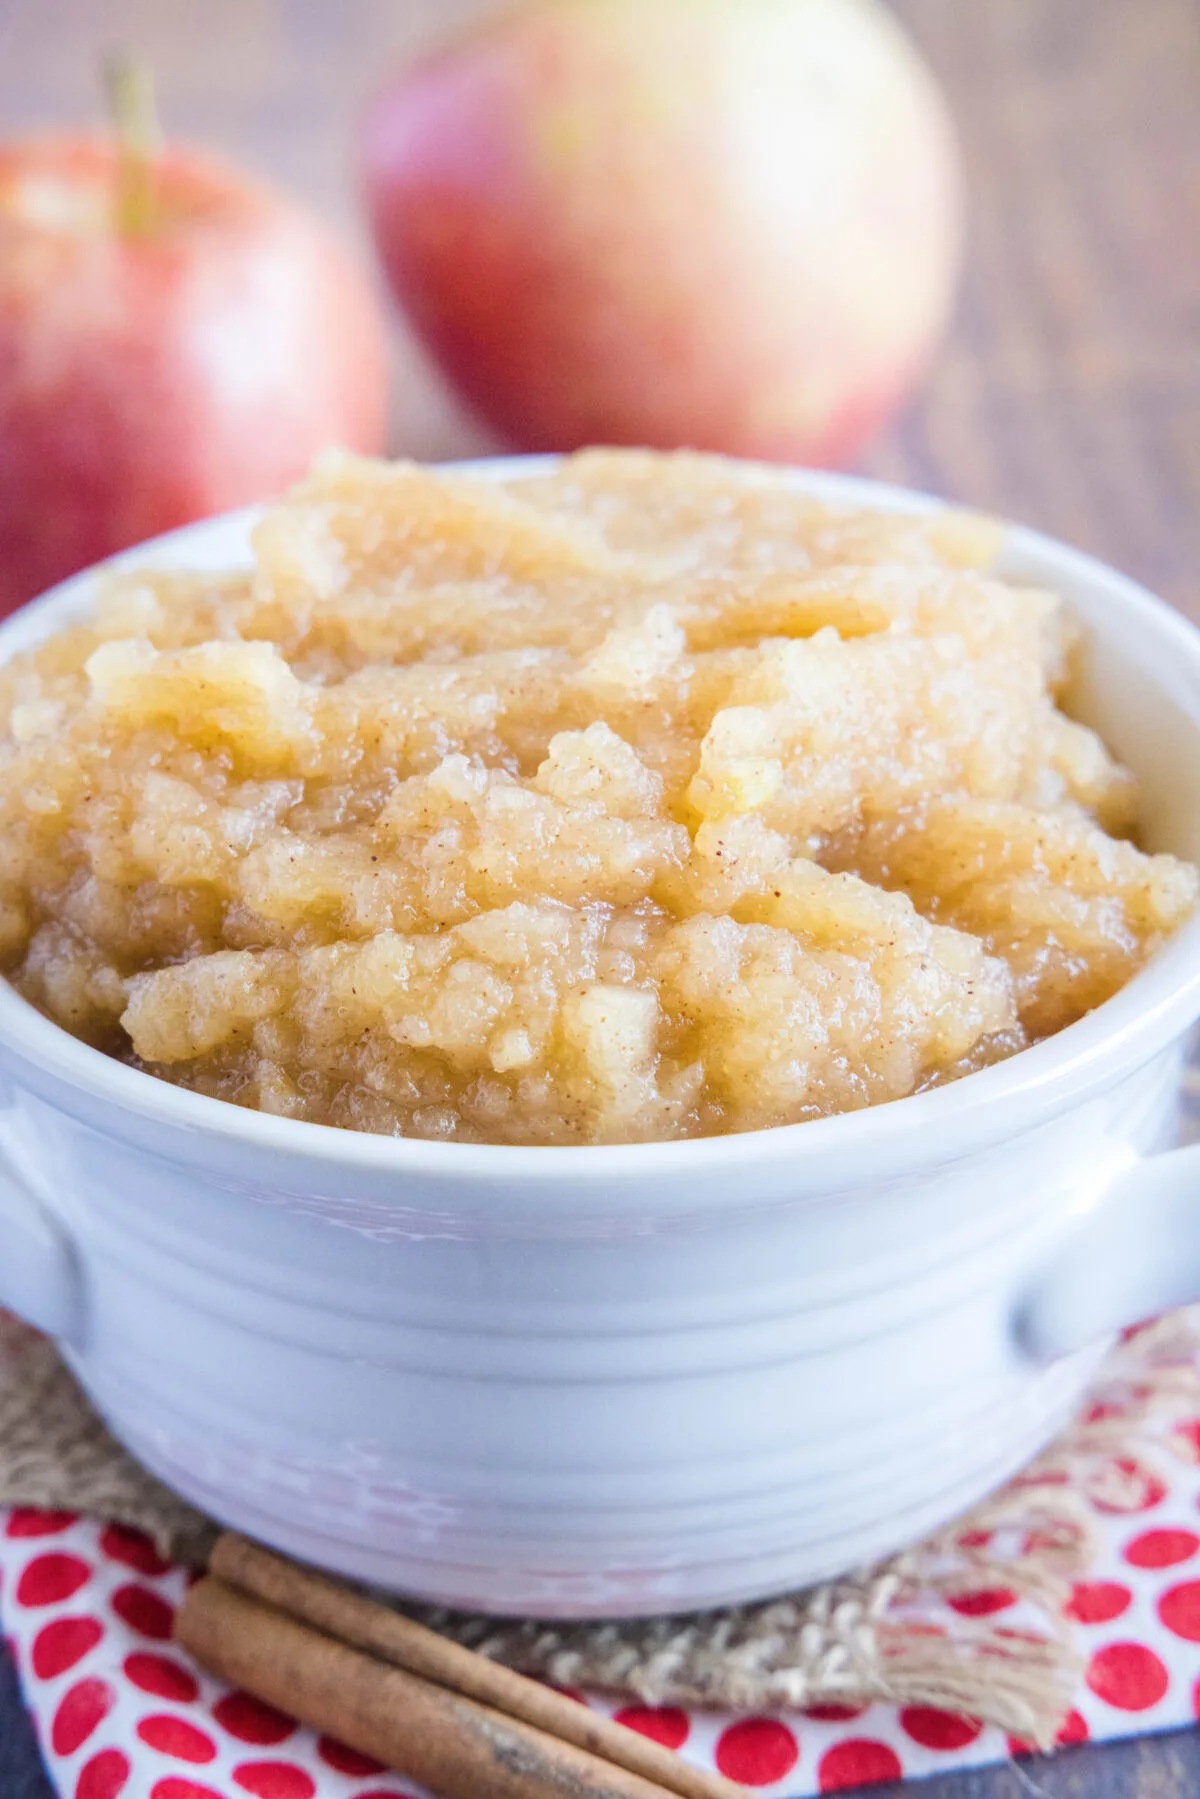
[0,450,1193,1143]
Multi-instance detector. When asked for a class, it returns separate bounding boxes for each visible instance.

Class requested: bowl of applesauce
[0,450,1199,1616]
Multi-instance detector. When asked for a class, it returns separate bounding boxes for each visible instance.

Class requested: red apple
[362,0,963,465]
[0,133,389,614]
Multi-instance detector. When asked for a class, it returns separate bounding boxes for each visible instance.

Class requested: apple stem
[105,56,162,237]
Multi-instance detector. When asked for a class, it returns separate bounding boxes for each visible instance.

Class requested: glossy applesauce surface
[0,450,1194,1144]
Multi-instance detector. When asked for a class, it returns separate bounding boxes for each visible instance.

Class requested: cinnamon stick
[207,1533,745,1799]
[179,1575,708,1799]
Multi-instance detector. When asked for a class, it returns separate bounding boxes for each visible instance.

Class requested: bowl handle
[1019,1143,1200,1360]
[0,1121,83,1346]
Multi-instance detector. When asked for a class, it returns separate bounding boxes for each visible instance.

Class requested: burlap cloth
[3,1307,1200,1749]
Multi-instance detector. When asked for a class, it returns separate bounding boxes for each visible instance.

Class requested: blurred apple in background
[0,65,388,617]
[362,0,963,466]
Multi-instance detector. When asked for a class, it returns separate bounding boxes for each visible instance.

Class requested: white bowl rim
[1,454,1200,1197]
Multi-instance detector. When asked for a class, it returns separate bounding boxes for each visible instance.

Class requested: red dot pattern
[714,1719,800,1785]
[5,1461,1200,1799]
[1158,1581,1200,1642]
[613,1706,690,1749]
[17,1554,91,1607]
[317,1736,387,1777]
[232,1763,317,1799]
[110,1586,174,1641]
[818,1739,903,1790]
[7,1509,77,1539]
[52,1678,115,1755]
[1066,1580,1133,1624]
[1126,1528,1200,1568]
[75,1748,130,1799]
[149,1782,225,1799]
[213,1692,296,1746]
[1086,1643,1170,1711]
[899,1706,982,1751]
[946,1587,1016,1617]
[100,1525,170,1578]
[125,1654,200,1704]
[137,1716,218,1764]
[1057,1709,1091,1746]
[32,1616,104,1679]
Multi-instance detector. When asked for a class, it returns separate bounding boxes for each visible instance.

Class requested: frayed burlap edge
[0,1314,217,1570]
[2,1308,1199,1749]
[421,1310,1200,1747]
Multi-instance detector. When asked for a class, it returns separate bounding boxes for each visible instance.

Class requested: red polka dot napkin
[4,1446,1200,1799]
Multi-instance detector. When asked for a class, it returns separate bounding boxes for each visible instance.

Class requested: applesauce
[0,450,1194,1145]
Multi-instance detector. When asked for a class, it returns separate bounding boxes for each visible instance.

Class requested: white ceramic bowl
[2,461,1200,1619]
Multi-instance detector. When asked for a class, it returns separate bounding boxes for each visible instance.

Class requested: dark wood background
[3,0,1200,1793]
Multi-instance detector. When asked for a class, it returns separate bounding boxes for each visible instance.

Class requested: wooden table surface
[3,0,1200,1794]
